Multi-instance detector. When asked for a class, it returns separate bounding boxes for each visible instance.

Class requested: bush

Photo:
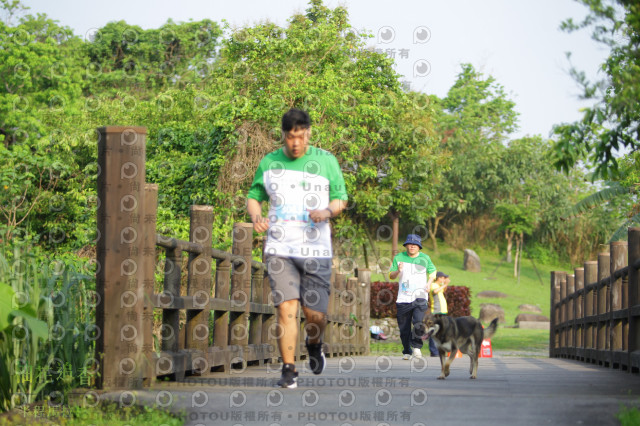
[370,282,398,319]
[370,282,471,318]
[445,286,471,317]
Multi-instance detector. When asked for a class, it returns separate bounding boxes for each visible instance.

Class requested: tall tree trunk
[505,230,513,263]
[427,214,443,254]
[513,232,524,278]
[513,234,521,278]
[365,226,388,281]
[391,210,400,258]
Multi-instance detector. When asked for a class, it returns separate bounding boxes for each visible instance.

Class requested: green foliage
[494,202,539,236]
[0,242,96,412]
[0,401,184,425]
[434,63,518,215]
[205,2,442,227]
[616,403,640,426]
[553,0,640,179]
[83,19,222,97]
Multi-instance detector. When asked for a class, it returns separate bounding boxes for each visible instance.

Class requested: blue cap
[403,234,422,249]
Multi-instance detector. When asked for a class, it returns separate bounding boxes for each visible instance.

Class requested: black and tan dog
[423,315,498,379]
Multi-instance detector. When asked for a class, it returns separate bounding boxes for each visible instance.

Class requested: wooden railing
[95,126,370,390]
[550,227,640,372]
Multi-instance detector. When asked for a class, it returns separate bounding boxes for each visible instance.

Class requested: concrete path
[104,354,640,426]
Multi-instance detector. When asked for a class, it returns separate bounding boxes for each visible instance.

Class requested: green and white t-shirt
[390,251,436,303]
[247,146,348,258]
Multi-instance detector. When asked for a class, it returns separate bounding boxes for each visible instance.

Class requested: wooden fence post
[186,206,213,357]
[550,271,563,357]
[230,223,253,365]
[597,252,610,365]
[333,271,346,357]
[610,241,627,369]
[567,274,575,352]
[347,277,358,354]
[560,273,567,355]
[324,269,336,357]
[160,245,183,379]
[212,255,231,370]
[357,268,371,355]
[584,260,597,360]
[575,267,585,358]
[142,183,157,385]
[96,126,147,390]
[628,228,640,372]
[261,246,277,365]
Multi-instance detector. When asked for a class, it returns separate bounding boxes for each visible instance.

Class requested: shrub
[370,282,398,318]
[445,286,471,317]
[369,282,471,318]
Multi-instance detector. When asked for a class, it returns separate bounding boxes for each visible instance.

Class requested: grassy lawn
[370,328,549,356]
[365,240,564,324]
[360,239,566,354]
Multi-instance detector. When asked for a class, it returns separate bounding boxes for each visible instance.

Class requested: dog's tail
[483,318,498,340]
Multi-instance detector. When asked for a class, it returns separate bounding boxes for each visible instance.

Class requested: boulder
[479,303,505,323]
[518,321,550,330]
[477,290,508,299]
[463,249,481,272]
[518,304,542,313]
[515,313,549,323]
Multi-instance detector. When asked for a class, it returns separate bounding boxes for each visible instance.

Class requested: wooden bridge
[93,126,640,425]
[550,228,640,372]
[95,126,370,390]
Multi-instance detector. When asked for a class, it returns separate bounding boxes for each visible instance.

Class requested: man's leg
[278,299,300,365]
[396,303,413,356]
[265,255,301,388]
[429,337,439,356]
[410,299,428,357]
[302,306,326,344]
[298,257,331,374]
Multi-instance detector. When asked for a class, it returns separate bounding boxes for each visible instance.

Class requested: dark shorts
[264,255,332,314]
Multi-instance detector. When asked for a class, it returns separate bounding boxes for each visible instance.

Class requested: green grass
[365,240,562,325]
[616,404,640,426]
[0,402,184,425]
[370,328,549,355]
[0,243,97,412]
[358,239,565,354]
[489,328,548,353]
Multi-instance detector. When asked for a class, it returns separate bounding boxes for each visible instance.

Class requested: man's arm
[433,282,447,294]
[426,271,437,293]
[247,198,269,233]
[389,255,402,280]
[389,262,403,280]
[308,199,348,223]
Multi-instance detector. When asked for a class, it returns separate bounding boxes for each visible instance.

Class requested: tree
[429,64,518,250]
[180,0,443,255]
[553,0,640,179]
[0,5,85,243]
[494,200,539,277]
[82,19,222,98]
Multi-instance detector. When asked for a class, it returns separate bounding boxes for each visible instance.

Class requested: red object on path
[480,339,493,358]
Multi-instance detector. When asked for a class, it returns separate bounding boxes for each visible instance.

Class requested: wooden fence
[95,126,371,390]
[550,227,640,372]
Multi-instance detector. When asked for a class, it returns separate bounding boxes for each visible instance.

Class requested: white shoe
[402,354,411,360]
[411,348,423,359]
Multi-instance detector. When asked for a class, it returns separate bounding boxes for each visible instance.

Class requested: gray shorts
[264,255,332,313]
